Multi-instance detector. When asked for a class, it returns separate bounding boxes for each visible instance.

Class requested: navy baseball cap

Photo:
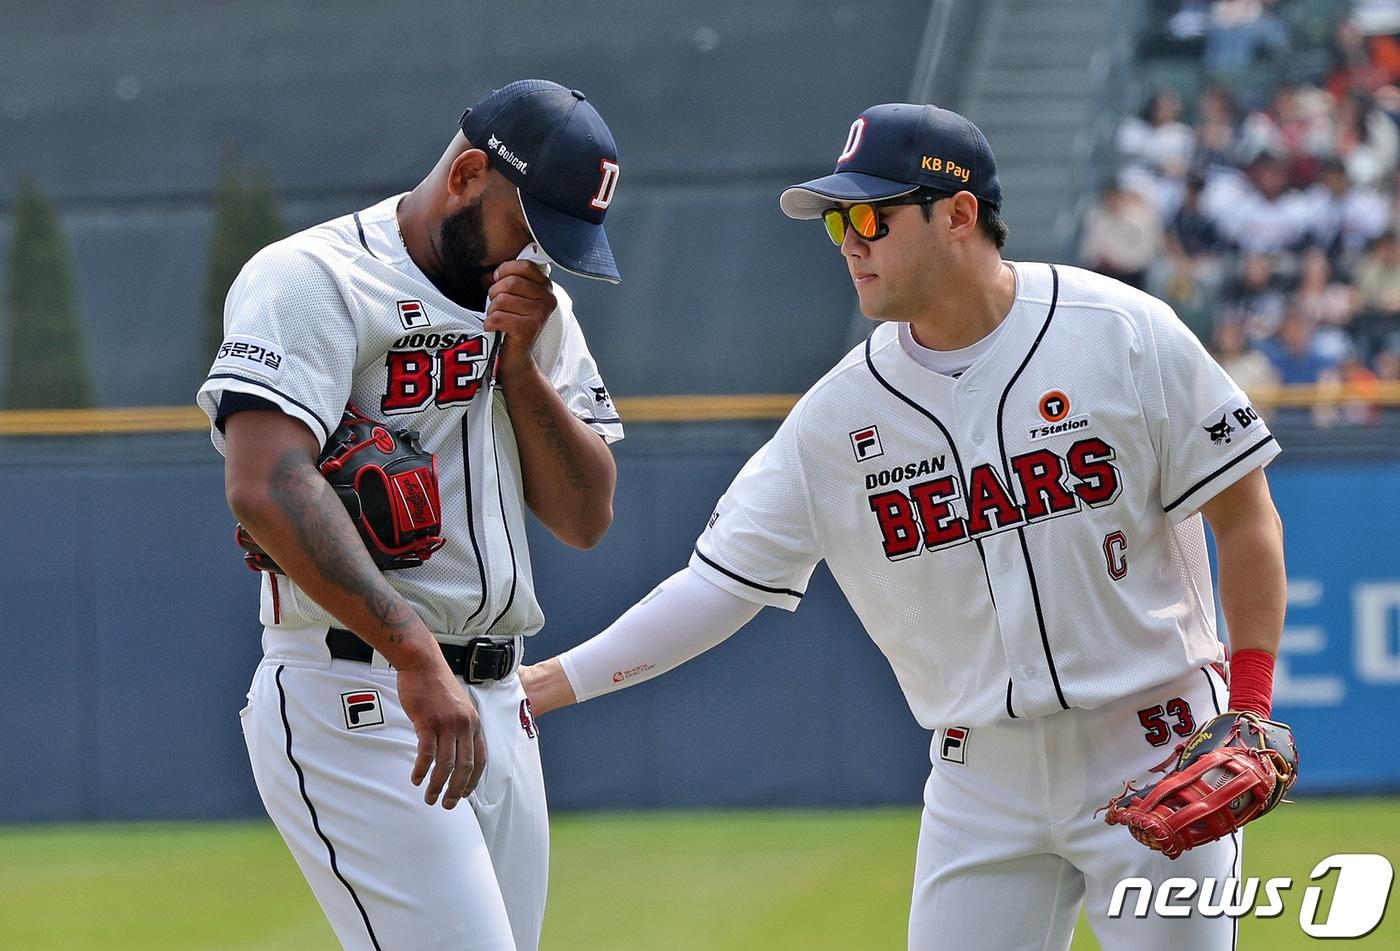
[780,103,1002,219]
[461,79,622,283]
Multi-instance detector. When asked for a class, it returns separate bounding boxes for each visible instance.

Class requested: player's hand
[485,260,556,369]
[396,660,487,809]
[519,657,578,717]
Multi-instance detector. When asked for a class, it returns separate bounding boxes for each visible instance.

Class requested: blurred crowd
[1080,0,1400,419]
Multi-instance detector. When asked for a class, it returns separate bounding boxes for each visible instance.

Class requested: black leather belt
[326,628,518,684]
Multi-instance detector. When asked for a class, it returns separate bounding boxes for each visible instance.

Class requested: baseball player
[522,103,1293,950]
[197,80,626,951]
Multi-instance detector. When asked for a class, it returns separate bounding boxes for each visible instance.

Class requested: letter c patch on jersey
[342,690,385,730]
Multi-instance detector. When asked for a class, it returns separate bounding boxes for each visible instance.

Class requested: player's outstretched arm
[487,260,617,549]
[521,567,762,715]
[224,408,486,809]
[1199,466,1286,716]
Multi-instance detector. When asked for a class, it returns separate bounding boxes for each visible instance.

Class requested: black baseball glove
[236,407,445,573]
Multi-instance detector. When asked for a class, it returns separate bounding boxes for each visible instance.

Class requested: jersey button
[1021,666,1038,679]
[972,432,985,445]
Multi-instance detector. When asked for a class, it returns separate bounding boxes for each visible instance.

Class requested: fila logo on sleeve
[342,690,385,730]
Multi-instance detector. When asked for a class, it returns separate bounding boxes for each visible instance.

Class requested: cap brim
[779,172,919,219]
[519,192,620,284]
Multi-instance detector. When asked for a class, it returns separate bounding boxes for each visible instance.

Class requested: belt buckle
[465,638,513,684]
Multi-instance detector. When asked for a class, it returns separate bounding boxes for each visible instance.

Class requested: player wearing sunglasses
[523,102,1289,951]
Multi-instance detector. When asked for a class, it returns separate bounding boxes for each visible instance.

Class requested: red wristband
[1228,648,1276,717]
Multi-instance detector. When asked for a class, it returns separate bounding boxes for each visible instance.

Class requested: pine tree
[3,174,92,408]
[203,144,284,360]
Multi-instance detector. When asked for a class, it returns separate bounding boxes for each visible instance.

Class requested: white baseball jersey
[197,193,623,641]
[690,262,1278,729]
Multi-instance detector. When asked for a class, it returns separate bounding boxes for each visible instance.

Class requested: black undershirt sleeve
[215,391,280,433]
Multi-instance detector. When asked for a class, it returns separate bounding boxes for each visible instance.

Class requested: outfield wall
[0,425,1397,822]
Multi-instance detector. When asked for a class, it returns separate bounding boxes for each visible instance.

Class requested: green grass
[0,800,1395,949]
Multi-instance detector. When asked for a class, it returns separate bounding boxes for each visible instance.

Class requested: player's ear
[445,147,491,201]
[946,192,980,242]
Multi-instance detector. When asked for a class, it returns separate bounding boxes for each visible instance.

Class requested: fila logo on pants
[940,727,971,764]
[342,690,385,730]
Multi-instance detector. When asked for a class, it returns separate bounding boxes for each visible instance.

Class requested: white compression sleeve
[557,567,763,703]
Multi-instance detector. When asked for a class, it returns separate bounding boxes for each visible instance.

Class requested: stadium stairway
[958,0,1127,263]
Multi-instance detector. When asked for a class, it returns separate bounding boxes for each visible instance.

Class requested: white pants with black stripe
[241,629,547,951]
[909,666,1240,951]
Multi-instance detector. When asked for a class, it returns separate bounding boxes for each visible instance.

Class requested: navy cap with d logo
[461,79,622,283]
[780,103,1001,220]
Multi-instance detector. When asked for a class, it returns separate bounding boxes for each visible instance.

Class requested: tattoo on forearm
[532,406,592,491]
[267,449,414,638]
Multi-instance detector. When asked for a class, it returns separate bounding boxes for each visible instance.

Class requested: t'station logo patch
[1039,390,1071,422]
[939,726,971,764]
[850,425,884,462]
[341,690,385,730]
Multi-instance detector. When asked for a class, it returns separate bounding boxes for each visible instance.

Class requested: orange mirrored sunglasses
[821,190,952,245]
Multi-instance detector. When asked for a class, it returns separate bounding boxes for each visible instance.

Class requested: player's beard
[437,199,493,312]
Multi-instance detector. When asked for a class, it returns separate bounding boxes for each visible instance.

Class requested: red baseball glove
[1100,711,1299,859]
[235,407,445,573]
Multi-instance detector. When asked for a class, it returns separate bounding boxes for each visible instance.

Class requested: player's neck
[397,190,445,277]
[396,189,489,312]
[906,258,1016,351]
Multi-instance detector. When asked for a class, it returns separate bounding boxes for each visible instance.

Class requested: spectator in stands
[1301,156,1390,260]
[1352,229,1400,353]
[1195,83,1243,169]
[1222,251,1290,338]
[1202,153,1310,252]
[1204,0,1291,80]
[1078,183,1162,288]
[1155,252,1221,342]
[1238,84,1335,187]
[1118,88,1196,217]
[1327,348,1383,425]
[1214,319,1281,393]
[1167,172,1228,256]
[1294,247,1361,352]
[1375,344,1400,382]
[1333,92,1400,187]
[1326,16,1400,98]
[1262,308,1341,384]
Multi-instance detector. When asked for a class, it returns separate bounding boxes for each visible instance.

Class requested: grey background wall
[0,423,932,822]
[0,0,945,406]
[3,424,1398,823]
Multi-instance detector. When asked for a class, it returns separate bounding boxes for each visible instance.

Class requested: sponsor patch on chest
[1029,389,1093,440]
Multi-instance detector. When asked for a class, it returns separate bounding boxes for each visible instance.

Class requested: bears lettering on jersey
[382,332,489,414]
[867,437,1122,560]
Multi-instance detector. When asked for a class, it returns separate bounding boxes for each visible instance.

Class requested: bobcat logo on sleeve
[583,375,615,416]
[1200,401,1260,447]
[1204,415,1235,445]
